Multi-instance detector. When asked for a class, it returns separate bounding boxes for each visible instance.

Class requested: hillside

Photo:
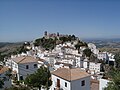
[34,34,87,50]
[0,42,23,54]
[0,42,24,61]
[84,38,120,54]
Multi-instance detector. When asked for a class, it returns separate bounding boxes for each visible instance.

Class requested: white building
[83,61,88,69]
[53,44,63,54]
[0,66,12,90]
[97,52,109,61]
[108,53,115,66]
[51,68,90,90]
[75,56,83,68]
[89,62,101,73]
[88,43,96,51]
[62,46,75,54]
[99,79,109,90]
[38,58,46,67]
[6,56,38,81]
[54,62,73,70]
[80,58,89,69]
[88,43,99,55]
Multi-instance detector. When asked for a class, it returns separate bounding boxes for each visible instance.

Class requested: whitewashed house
[51,68,90,90]
[5,58,12,69]
[88,43,96,51]
[89,62,101,73]
[108,53,115,66]
[97,52,109,61]
[62,46,75,54]
[83,61,88,69]
[80,58,89,69]
[6,56,39,81]
[88,43,99,55]
[75,56,84,68]
[0,66,12,90]
[99,79,109,90]
[38,58,46,68]
[54,62,73,70]
[53,44,63,54]
[57,57,77,67]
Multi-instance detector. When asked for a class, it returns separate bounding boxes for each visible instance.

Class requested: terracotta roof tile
[52,68,90,81]
[12,56,38,64]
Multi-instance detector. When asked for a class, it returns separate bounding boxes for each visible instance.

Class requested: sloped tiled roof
[12,56,38,64]
[52,68,90,81]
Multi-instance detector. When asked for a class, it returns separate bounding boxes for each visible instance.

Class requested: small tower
[57,32,59,36]
[44,31,47,37]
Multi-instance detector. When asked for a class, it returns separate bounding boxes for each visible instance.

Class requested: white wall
[18,62,38,80]
[51,74,71,90]
[71,76,90,90]
[5,59,12,68]
[12,61,19,74]
[89,62,101,73]
[99,79,109,90]
[83,61,88,69]
[97,52,109,61]
[51,75,90,90]
[76,56,82,67]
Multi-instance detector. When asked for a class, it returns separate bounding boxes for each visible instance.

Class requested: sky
[0,0,120,42]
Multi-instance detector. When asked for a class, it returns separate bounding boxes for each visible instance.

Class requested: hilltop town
[0,31,119,90]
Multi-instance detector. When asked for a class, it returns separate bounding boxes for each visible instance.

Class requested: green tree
[24,66,52,90]
[83,48,92,57]
[5,86,30,90]
[34,37,56,50]
[71,35,76,40]
[0,52,6,61]
[90,53,97,62]
[0,79,4,89]
[34,35,78,50]
[17,45,29,54]
[34,38,42,46]
[75,41,88,50]
[114,53,120,69]
[75,44,80,50]
[104,69,120,90]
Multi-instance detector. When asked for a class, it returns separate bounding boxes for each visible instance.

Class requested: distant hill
[83,38,120,54]
[0,42,23,55]
[0,42,12,48]
[83,38,120,43]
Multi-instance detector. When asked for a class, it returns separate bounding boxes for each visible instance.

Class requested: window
[81,80,85,86]
[34,64,37,68]
[65,82,67,87]
[26,65,29,69]
[20,76,23,80]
